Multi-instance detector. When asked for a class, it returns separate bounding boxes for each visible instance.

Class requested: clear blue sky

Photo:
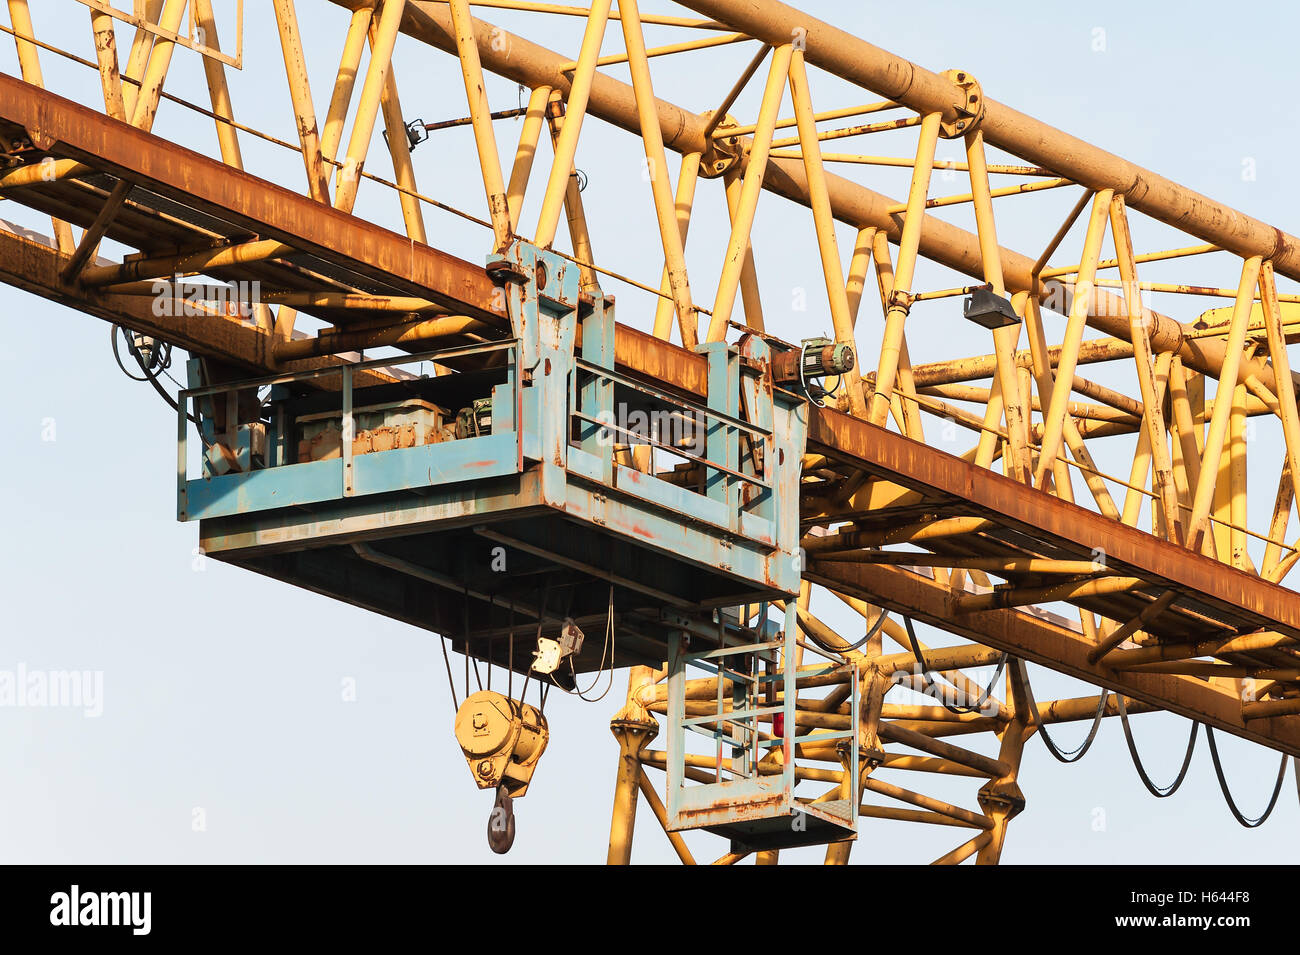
[0,0,1295,863]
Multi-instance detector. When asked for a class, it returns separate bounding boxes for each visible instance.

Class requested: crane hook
[487,784,516,854]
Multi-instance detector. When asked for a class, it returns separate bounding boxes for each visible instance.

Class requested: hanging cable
[568,585,617,702]
[903,615,1007,715]
[1020,662,1108,763]
[438,632,460,710]
[112,324,196,419]
[464,584,483,693]
[1117,693,1198,797]
[1205,726,1289,828]
[802,605,888,655]
[845,607,890,652]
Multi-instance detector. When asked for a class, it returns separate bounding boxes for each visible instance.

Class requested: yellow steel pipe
[619,0,698,348]
[533,0,612,247]
[867,111,941,425]
[272,0,330,202]
[506,85,551,229]
[706,43,792,341]
[1187,256,1264,551]
[447,0,512,250]
[335,0,408,214]
[789,47,866,416]
[1032,188,1113,488]
[955,576,1145,614]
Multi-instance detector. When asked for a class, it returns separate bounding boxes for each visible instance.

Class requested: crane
[0,0,1297,864]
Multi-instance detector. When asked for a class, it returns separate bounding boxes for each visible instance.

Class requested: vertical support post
[1033,188,1114,488]
[1187,256,1263,551]
[1260,261,1300,509]
[333,0,406,214]
[652,151,702,341]
[707,44,793,342]
[618,0,698,348]
[341,365,354,496]
[193,0,243,168]
[867,111,942,425]
[272,0,329,200]
[788,47,866,417]
[1170,356,1212,555]
[544,92,602,294]
[6,0,76,252]
[780,601,798,812]
[866,230,924,440]
[89,5,127,120]
[702,342,740,514]
[1109,195,1181,542]
[965,128,1029,480]
[506,85,552,229]
[1229,380,1251,570]
[1262,458,1294,578]
[368,18,427,243]
[128,0,189,133]
[534,0,613,247]
[120,0,163,121]
[844,226,876,325]
[721,166,767,332]
[321,3,375,164]
[608,666,659,866]
[976,661,1029,864]
[447,0,512,250]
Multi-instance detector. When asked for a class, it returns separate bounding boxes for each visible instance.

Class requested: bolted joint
[609,717,659,758]
[938,69,985,139]
[700,113,743,179]
[886,289,915,313]
[977,778,1026,820]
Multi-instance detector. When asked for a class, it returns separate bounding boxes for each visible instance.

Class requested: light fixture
[963,287,1021,329]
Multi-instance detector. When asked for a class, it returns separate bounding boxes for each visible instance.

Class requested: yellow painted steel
[533,0,612,247]
[867,111,942,425]
[448,0,513,250]
[789,48,866,417]
[6,0,1300,868]
[707,43,792,341]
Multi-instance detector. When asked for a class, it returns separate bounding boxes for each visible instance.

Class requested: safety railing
[176,339,519,522]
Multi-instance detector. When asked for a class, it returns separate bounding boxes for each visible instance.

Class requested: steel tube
[344,1,1288,396]
[674,0,1300,282]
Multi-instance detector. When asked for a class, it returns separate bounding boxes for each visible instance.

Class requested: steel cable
[805,606,889,655]
[903,616,1007,715]
[1117,694,1198,797]
[1205,726,1289,828]
[1020,661,1107,763]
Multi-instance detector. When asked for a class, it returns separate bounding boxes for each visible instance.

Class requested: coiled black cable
[112,324,205,432]
[1117,693,1198,797]
[903,615,1008,715]
[1205,725,1289,828]
[1021,661,1108,763]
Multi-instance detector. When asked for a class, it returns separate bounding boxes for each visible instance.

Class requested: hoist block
[454,690,549,798]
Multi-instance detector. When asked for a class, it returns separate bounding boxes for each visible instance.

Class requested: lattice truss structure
[1,0,1299,864]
